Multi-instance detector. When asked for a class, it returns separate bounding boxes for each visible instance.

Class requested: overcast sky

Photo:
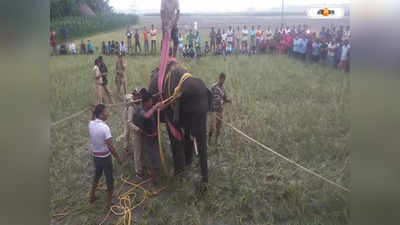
[109,0,351,13]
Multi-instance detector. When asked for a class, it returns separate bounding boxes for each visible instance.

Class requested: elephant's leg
[196,129,208,183]
[184,128,194,167]
[166,124,185,176]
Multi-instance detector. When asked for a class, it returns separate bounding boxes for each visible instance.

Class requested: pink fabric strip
[167,118,182,141]
[158,32,171,92]
[158,31,182,141]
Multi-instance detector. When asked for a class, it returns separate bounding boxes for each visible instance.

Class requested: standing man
[187,29,194,49]
[249,25,256,55]
[143,26,150,56]
[88,104,121,209]
[60,26,67,41]
[209,27,216,54]
[216,29,222,55]
[241,26,249,55]
[120,41,127,56]
[194,21,198,32]
[115,54,127,101]
[338,39,351,73]
[126,90,145,179]
[256,25,263,52]
[150,24,157,55]
[136,88,166,187]
[87,40,94,55]
[93,59,103,104]
[327,38,339,68]
[227,26,234,55]
[208,73,231,145]
[134,29,141,54]
[235,26,241,54]
[126,27,132,54]
[50,27,57,55]
[98,56,114,104]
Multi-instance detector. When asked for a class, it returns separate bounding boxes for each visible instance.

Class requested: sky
[109,0,351,13]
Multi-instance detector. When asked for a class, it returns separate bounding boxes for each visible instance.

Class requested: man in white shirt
[150,24,157,55]
[327,39,339,68]
[88,104,121,209]
[339,40,351,73]
[69,42,76,54]
[241,26,249,54]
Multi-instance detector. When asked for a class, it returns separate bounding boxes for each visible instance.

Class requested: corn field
[51,14,138,42]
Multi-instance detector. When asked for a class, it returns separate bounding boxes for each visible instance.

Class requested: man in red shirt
[285,33,293,56]
[256,25,263,52]
[50,27,57,55]
[143,26,149,56]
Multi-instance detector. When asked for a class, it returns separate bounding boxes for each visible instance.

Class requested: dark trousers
[144,40,149,55]
[93,155,114,189]
[151,40,157,54]
[135,41,141,53]
[210,41,216,53]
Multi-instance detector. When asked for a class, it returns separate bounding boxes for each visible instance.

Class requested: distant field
[50,16,350,225]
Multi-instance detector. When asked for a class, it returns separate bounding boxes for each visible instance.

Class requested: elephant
[148,60,212,185]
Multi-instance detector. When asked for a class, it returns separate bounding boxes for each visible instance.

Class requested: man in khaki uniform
[93,58,103,104]
[115,54,127,102]
[125,89,145,179]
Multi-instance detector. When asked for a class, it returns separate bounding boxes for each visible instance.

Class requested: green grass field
[50,17,350,225]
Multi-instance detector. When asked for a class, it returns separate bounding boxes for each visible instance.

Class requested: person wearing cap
[126,89,145,179]
[134,88,165,187]
[88,104,121,209]
[115,54,127,102]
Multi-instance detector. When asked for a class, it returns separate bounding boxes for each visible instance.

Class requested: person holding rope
[88,104,122,209]
[125,89,146,180]
[134,88,166,187]
[208,72,231,145]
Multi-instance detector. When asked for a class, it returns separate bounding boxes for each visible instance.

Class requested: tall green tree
[50,0,114,20]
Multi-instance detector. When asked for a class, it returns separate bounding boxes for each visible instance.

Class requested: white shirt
[328,42,338,57]
[69,43,76,53]
[341,44,351,61]
[89,119,112,158]
[194,21,198,31]
[242,29,248,41]
[222,33,227,41]
[120,43,126,52]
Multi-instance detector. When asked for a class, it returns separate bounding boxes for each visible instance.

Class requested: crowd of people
[51,23,351,73]
[172,24,351,72]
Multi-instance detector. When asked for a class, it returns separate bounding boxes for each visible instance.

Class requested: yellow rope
[162,73,192,106]
[156,72,193,178]
[215,115,350,193]
[51,102,125,127]
[98,176,151,225]
[157,109,169,177]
